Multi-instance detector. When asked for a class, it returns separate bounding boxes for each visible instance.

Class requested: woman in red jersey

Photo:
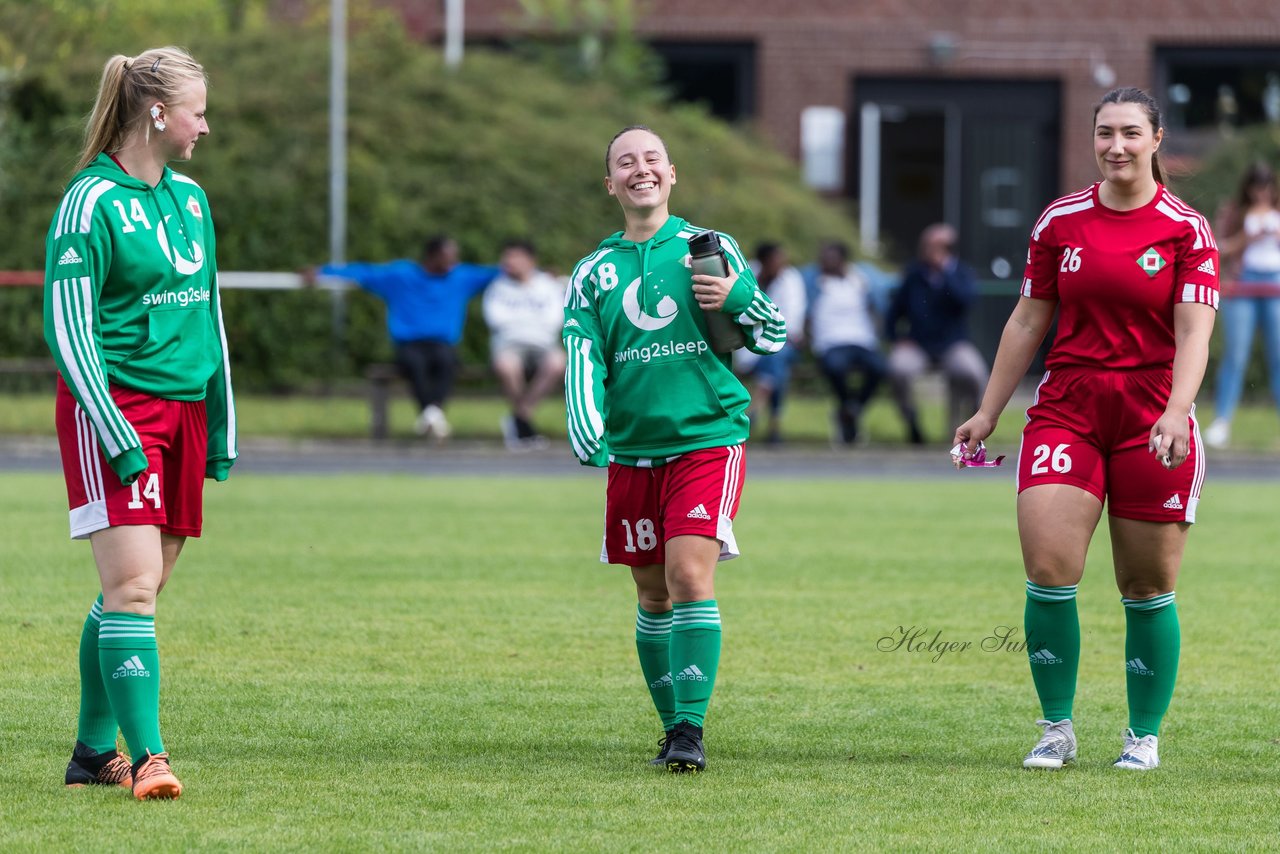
[955,87,1218,772]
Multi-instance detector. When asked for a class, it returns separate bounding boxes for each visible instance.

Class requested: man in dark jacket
[884,223,988,444]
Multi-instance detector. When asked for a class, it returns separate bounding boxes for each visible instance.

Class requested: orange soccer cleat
[131,751,183,800]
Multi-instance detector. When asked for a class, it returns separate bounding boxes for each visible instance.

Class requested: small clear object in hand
[950,441,1006,469]
[1151,433,1173,469]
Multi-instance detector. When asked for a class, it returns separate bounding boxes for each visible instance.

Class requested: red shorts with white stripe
[1017,366,1205,523]
[601,445,746,567]
[56,378,208,539]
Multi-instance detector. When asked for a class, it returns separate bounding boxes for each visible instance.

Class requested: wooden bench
[364,362,491,440]
[364,363,401,440]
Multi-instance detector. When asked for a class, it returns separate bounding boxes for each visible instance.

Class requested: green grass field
[2,473,1278,851]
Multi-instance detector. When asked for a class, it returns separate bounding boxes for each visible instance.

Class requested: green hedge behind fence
[0,5,863,392]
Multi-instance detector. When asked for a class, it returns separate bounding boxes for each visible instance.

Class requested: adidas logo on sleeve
[112,655,151,679]
[686,504,712,520]
[1196,258,1216,275]
[58,247,84,266]
[1163,493,1184,510]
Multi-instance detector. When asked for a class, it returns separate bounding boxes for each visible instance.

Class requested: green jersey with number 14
[43,153,237,486]
[563,215,786,466]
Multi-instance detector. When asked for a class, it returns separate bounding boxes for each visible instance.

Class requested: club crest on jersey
[185,195,203,219]
[1137,247,1167,277]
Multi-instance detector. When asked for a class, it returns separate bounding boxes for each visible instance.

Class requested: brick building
[382,0,1280,273]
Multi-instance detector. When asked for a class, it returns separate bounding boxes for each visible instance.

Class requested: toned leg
[665,535,721,728]
[492,351,527,413]
[91,525,166,758]
[1018,485,1103,722]
[72,531,183,757]
[1110,517,1187,737]
[632,564,675,732]
[887,342,929,441]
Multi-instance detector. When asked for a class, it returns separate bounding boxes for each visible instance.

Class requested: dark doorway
[851,78,1061,276]
[851,78,1061,363]
[876,108,947,260]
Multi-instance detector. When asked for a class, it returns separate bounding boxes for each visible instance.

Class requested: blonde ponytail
[74,46,207,174]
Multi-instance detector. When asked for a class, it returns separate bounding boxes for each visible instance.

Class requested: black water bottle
[687,230,748,353]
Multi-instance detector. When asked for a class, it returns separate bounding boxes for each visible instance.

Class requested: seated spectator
[806,240,886,445]
[884,223,989,444]
[482,240,566,449]
[734,242,807,445]
[320,235,498,439]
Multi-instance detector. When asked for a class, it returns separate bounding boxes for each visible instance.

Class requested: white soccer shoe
[1023,719,1077,769]
[1204,418,1231,449]
[1113,728,1159,771]
[415,405,451,439]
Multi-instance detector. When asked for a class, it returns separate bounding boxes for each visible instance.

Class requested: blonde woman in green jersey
[45,46,236,800]
[564,126,786,772]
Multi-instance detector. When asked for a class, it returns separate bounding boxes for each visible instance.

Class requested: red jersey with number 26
[1021,183,1219,370]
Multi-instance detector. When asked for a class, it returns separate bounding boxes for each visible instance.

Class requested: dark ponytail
[1095,87,1166,185]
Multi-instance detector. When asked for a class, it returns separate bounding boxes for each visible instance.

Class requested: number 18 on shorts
[602,445,745,566]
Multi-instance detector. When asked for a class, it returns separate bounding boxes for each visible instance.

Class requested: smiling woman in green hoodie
[563,126,786,773]
[43,46,236,800]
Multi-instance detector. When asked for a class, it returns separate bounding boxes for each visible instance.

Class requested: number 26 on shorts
[1030,443,1073,475]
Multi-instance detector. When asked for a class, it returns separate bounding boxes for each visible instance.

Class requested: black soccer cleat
[65,741,133,788]
[664,722,706,773]
[649,729,675,766]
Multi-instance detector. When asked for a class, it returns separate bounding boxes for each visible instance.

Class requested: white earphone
[150,105,165,132]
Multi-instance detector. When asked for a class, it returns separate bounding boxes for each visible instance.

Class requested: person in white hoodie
[482,240,566,447]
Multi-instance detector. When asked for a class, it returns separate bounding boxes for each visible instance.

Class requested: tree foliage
[1,0,860,391]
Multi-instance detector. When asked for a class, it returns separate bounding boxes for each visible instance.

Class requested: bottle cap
[687,230,721,257]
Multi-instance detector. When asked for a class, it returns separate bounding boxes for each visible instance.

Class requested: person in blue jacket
[320,235,498,437]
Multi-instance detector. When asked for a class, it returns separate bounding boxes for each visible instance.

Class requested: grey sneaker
[1023,719,1077,769]
[1113,728,1159,770]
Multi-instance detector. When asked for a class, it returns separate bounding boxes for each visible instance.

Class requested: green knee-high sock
[1025,582,1080,722]
[97,613,164,757]
[635,606,675,731]
[1123,593,1180,738]
[77,595,119,752]
[670,600,721,728]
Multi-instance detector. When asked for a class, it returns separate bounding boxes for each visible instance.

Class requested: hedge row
[0,7,862,391]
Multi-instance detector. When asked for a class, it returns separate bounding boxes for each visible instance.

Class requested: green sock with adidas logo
[97,612,164,757]
[77,595,119,753]
[1123,593,1179,737]
[1025,582,1080,722]
[635,606,675,731]
[670,600,721,728]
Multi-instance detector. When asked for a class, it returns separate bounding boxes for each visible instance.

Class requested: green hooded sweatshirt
[43,153,236,486]
[563,215,787,466]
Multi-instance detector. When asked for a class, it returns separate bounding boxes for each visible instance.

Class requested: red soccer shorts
[56,379,208,539]
[601,444,746,567]
[1016,367,1205,523]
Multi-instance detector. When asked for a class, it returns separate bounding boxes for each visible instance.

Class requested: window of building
[1156,46,1280,130]
[649,41,756,121]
